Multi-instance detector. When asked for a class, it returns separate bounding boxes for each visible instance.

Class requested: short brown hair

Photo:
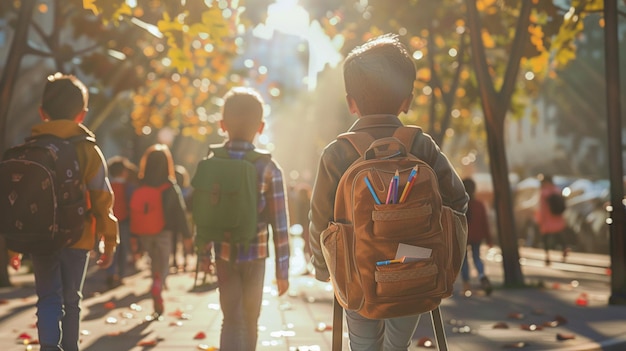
[343,34,416,115]
[41,73,88,120]
[221,87,264,142]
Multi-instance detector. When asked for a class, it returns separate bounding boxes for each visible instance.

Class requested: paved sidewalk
[1,244,625,350]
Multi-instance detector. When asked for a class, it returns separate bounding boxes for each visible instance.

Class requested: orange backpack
[320,126,467,319]
[130,183,170,235]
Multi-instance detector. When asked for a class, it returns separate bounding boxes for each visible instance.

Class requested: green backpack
[191,146,269,251]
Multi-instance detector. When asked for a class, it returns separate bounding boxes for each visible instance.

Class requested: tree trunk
[466,0,529,287]
[0,0,36,153]
[0,0,36,288]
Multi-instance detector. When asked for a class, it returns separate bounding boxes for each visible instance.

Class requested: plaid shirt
[213,140,290,280]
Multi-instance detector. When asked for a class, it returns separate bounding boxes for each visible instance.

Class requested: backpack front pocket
[374,258,438,297]
[371,200,434,240]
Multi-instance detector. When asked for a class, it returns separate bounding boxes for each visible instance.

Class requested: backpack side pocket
[321,222,363,311]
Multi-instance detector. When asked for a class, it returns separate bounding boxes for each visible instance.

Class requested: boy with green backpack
[191,87,290,351]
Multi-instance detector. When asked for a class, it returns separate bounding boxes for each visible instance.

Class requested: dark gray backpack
[0,134,92,254]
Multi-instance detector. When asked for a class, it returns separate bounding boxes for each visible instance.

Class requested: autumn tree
[0,0,265,287]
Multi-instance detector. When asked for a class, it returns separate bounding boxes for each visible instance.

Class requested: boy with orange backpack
[309,34,468,350]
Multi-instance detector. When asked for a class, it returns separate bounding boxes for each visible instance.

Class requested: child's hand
[10,254,21,271]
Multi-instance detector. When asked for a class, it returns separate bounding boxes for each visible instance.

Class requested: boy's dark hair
[41,73,88,120]
[221,87,264,141]
[107,156,133,178]
[343,33,416,115]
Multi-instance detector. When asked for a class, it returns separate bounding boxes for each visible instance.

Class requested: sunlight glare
[266,0,310,38]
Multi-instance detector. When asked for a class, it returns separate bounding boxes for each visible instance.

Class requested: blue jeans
[215,258,266,351]
[31,248,89,351]
[461,242,485,282]
[345,310,420,351]
[107,219,130,278]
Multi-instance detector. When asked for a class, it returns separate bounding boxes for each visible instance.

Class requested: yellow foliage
[476,0,496,12]
[435,36,445,48]
[416,68,431,82]
[83,0,99,15]
[528,25,545,52]
[456,87,466,98]
[481,30,495,48]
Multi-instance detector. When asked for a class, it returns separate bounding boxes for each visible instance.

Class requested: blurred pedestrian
[105,156,137,288]
[172,164,193,273]
[535,174,569,265]
[460,177,493,296]
[130,144,192,318]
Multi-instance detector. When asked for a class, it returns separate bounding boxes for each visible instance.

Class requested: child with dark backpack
[0,73,118,351]
[191,87,290,351]
[105,156,137,288]
[130,144,192,318]
[309,34,468,350]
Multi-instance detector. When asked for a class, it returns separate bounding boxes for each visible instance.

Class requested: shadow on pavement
[81,318,155,351]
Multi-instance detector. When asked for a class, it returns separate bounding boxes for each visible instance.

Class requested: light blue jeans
[345,310,421,351]
[461,242,485,282]
[215,258,266,351]
[31,248,89,351]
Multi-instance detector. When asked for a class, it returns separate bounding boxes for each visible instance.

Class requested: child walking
[131,144,192,318]
[193,87,290,351]
[23,73,118,351]
[460,177,493,296]
[308,34,468,350]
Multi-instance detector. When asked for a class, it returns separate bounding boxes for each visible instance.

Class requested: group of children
[9,32,510,351]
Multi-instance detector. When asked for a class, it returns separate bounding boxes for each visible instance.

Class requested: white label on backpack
[395,243,432,260]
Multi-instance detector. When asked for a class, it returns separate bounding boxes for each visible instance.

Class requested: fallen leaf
[197,344,218,351]
[416,337,434,348]
[556,333,576,341]
[137,339,158,346]
[493,322,509,329]
[554,315,568,325]
[520,324,542,331]
[104,301,116,309]
[575,293,589,306]
[17,332,32,340]
[193,331,206,339]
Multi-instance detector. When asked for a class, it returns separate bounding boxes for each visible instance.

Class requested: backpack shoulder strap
[208,144,228,158]
[337,132,376,157]
[391,126,422,153]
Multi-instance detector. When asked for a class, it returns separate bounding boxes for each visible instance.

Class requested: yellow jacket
[30,120,118,254]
